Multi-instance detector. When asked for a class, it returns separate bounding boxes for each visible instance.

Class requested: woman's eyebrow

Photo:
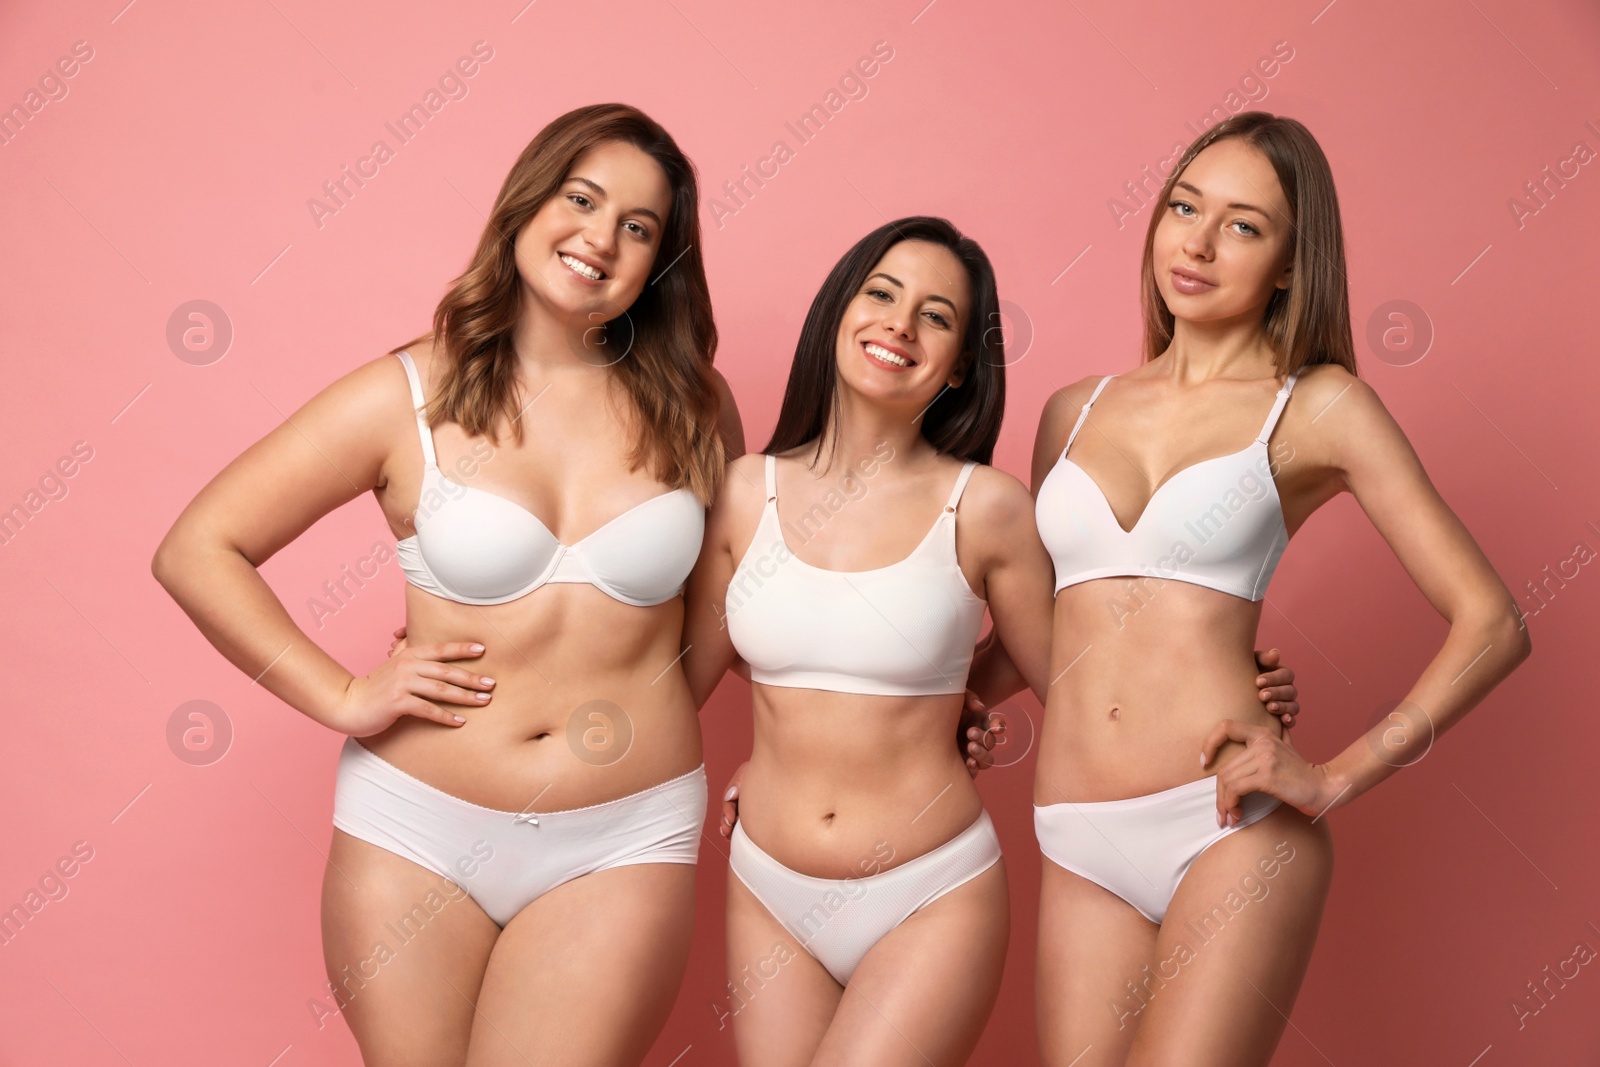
[865,272,957,311]
[566,175,664,226]
[1174,179,1270,218]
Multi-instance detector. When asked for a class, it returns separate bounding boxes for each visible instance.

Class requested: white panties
[332,737,706,926]
[1034,774,1281,924]
[729,809,1002,985]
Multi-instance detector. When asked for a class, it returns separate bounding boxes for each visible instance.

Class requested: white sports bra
[725,454,988,697]
[392,350,705,606]
[1035,371,1300,601]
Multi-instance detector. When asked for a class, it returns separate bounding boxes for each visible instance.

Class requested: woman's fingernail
[470,644,485,653]
[723,786,737,801]
[481,677,495,686]
[453,715,466,723]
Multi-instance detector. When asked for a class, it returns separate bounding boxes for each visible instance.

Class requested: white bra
[1034,371,1300,602]
[725,454,988,697]
[392,350,705,606]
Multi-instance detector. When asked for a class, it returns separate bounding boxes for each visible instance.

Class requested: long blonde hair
[1139,111,1358,376]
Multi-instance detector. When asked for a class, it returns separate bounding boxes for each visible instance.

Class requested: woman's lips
[1170,269,1216,295]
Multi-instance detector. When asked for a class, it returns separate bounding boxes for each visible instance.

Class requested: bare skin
[1004,137,1531,1066]
[685,240,1041,1065]
[155,138,745,1067]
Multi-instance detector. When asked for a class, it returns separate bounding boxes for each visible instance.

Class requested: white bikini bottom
[1035,774,1281,924]
[729,809,1002,985]
[332,736,706,926]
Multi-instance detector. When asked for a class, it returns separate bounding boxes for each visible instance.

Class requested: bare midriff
[358,582,703,814]
[735,685,981,879]
[1034,576,1284,807]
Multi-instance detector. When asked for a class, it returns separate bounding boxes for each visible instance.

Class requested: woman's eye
[1168,200,1194,216]
[1234,221,1258,236]
[625,221,650,239]
[568,193,592,208]
[867,287,892,300]
[925,311,951,328]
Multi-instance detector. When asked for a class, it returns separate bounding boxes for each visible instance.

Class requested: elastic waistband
[1035,774,1224,814]
[341,737,706,819]
[735,808,997,888]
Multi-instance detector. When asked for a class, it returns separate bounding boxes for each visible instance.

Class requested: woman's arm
[1207,367,1532,820]
[963,467,1057,706]
[151,354,485,733]
[681,451,764,711]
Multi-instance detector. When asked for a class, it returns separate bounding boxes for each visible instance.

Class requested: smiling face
[512,139,673,325]
[833,239,971,407]
[1152,137,1294,326]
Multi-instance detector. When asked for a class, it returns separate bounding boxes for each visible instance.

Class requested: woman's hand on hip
[1202,718,1343,824]
[333,640,493,737]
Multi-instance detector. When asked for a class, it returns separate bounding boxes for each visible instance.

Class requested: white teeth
[865,343,910,367]
[560,254,603,280]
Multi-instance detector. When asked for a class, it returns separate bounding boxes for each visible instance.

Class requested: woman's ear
[947,350,971,389]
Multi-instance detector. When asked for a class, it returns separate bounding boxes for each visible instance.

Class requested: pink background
[2,0,1597,1063]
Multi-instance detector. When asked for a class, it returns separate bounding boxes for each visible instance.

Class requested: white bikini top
[392,351,704,606]
[725,454,988,697]
[1034,371,1300,601]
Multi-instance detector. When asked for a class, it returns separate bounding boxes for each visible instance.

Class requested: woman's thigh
[1036,858,1161,1067]
[1126,803,1334,1067]
[321,828,502,1067]
[811,859,1011,1067]
[465,861,698,1067]
[725,867,844,1067]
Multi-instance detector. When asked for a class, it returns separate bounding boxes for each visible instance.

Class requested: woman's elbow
[1482,600,1532,670]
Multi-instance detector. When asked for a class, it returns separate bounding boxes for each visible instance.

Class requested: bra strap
[1254,370,1301,444]
[945,460,979,512]
[1063,375,1115,453]
[395,351,438,469]
[763,453,777,501]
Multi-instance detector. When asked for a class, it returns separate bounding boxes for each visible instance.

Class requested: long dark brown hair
[1139,111,1358,377]
[392,103,724,502]
[764,216,1006,468]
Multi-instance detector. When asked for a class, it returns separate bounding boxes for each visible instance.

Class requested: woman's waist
[359,698,703,812]
[1036,686,1281,805]
[736,759,982,878]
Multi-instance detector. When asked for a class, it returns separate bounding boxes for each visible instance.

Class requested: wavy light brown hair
[1139,111,1358,377]
[392,103,724,503]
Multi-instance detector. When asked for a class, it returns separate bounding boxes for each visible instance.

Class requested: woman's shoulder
[950,457,1031,526]
[1287,360,1377,416]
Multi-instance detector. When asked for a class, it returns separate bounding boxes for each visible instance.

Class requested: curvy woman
[991,112,1531,1065]
[683,218,1300,1066]
[153,104,742,1066]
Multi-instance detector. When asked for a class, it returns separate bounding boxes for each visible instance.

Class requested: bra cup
[415,490,560,601]
[572,490,705,604]
[1169,466,1284,581]
[1036,463,1104,564]
[1036,444,1290,600]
